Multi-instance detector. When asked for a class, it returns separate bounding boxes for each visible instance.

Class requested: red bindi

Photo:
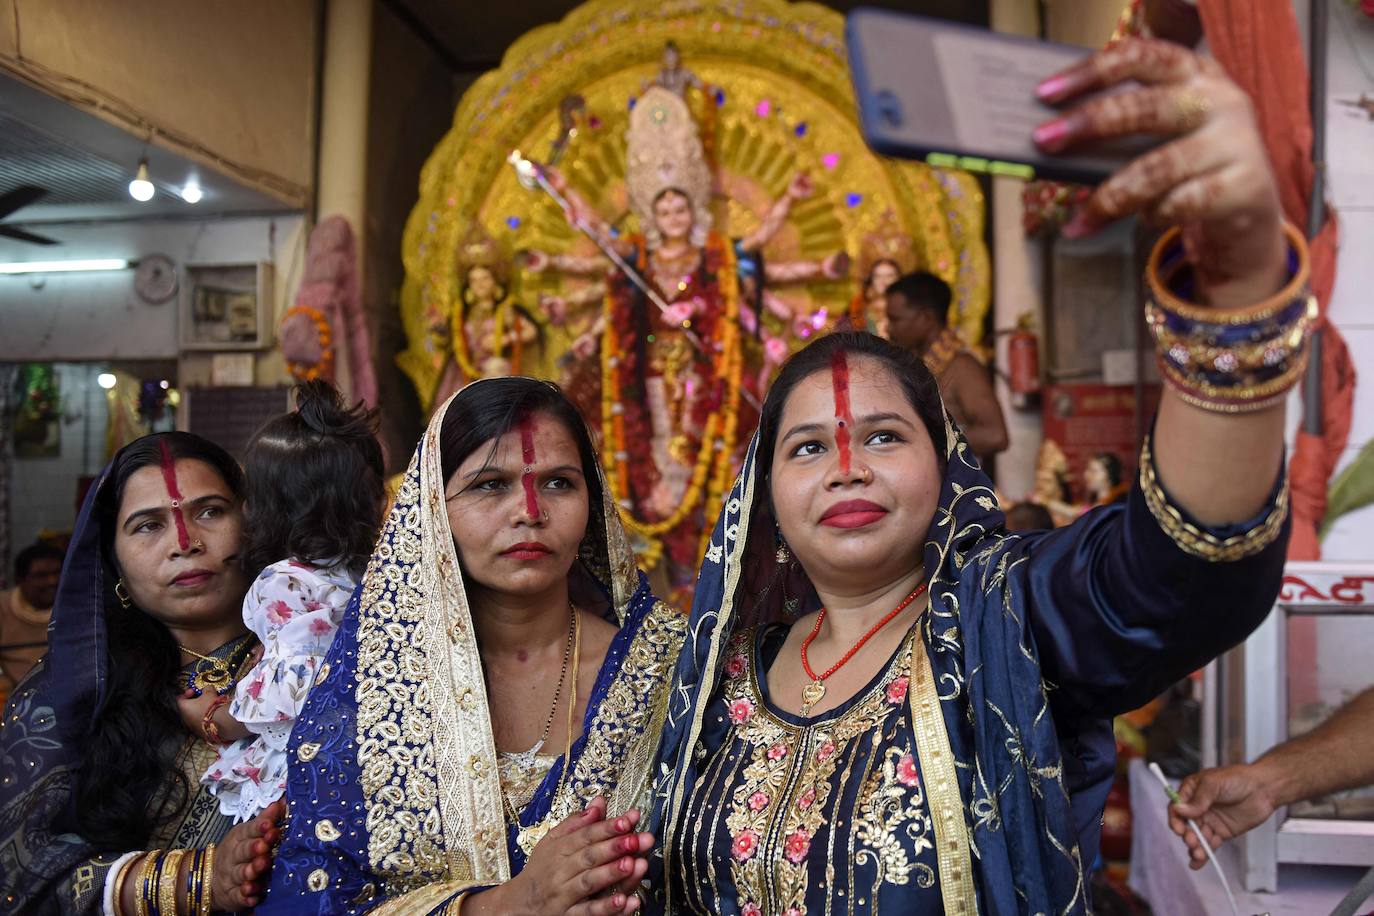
[830,350,853,474]
[157,440,191,551]
[518,412,541,520]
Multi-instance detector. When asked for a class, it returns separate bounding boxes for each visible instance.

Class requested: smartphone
[847,8,1161,184]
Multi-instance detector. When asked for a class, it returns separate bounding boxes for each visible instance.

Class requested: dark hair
[1091,451,1125,489]
[887,271,953,325]
[14,542,63,581]
[1005,501,1054,532]
[440,377,603,511]
[241,380,385,578]
[757,331,948,489]
[75,432,246,850]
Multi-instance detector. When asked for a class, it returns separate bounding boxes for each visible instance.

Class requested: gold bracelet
[134,851,162,916]
[111,853,142,916]
[199,844,215,916]
[157,849,187,916]
[1146,221,1311,326]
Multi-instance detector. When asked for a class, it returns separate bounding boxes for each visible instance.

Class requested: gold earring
[775,527,791,564]
[114,579,132,610]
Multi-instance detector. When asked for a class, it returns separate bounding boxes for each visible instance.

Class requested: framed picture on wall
[180,262,274,350]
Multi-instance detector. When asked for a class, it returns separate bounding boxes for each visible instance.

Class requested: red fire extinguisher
[1007,313,1040,410]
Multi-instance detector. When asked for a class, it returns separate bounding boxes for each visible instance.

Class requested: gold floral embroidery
[519,600,686,853]
[704,627,935,913]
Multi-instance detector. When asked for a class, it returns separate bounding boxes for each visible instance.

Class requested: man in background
[0,543,64,697]
[885,271,1009,464]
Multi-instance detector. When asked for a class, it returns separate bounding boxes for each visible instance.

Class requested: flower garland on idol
[601,232,744,570]
[282,305,335,382]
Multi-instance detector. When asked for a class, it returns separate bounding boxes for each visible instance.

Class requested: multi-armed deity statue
[396,1,990,590]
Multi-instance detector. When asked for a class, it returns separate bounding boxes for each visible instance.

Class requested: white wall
[1311,1,1374,561]
[0,215,306,363]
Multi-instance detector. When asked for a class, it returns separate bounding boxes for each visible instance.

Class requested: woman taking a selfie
[263,378,684,915]
[650,38,1305,914]
[0,433,281,915]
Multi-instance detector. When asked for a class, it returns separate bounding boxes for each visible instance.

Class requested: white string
[1149,762,1241,916]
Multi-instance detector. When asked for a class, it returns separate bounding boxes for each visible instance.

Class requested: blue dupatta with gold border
[651,406,1289,915]
[262,384,685,915]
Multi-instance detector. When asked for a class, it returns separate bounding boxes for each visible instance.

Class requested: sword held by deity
[508,149,706,351]
[508,150,762,411]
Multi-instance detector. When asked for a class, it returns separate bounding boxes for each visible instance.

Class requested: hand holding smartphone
[847,9,1161,185]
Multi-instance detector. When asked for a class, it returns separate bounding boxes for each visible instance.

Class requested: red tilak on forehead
[831,349,853,474]
[518,411,540,519]
[157,440,191,550]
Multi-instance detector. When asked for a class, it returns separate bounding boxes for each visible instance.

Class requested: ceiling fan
[0,185,58,246]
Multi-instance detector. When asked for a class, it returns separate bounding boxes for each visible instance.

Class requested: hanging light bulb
[97,372,117,389]
[180,182,203,204]
[128,159,155,202]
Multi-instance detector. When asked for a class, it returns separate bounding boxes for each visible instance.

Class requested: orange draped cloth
[1197,0,1353,560]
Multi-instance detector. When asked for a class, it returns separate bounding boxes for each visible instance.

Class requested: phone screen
[847,9,1158,184]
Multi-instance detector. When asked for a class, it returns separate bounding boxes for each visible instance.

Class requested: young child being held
[185,380,385,822]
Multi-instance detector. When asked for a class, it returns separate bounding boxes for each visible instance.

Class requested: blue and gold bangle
[1145,221,1315,414]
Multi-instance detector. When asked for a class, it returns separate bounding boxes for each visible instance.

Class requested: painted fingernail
[1036,74,1072,101]
[615,817,628,832]
[620,856,633,873]
[1032,118,1070,152]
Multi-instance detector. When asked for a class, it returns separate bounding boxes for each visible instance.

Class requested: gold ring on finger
[1174,92,1212,132]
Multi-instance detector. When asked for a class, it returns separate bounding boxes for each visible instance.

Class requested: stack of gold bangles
[1145,221,1317,414]
[114,844,215,916]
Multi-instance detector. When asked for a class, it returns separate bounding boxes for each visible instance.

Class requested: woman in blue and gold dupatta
[264,377,684,915]
[649,38,1307,915]
[0,433,281,915]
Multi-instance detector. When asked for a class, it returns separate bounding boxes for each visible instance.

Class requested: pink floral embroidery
[237,765,263,784]
[265,600,293,627]
[742,904,762,916]
[309,617,334,637]
[815,739,836,762]
[897,753,920,788]
[246,676,265,700]
[886,675,910,705]
[747,790,770,811]
[724,653,747,678]
[797,787,816,810]
[785,909,803,916]
[732,829,760,862]
[728,697,755,724]
[784,828,811,864]
[766,741,789,761]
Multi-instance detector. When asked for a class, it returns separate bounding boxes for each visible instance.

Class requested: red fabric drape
[1197,0,1353,559]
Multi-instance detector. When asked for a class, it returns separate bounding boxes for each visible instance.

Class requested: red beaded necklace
[798,581,929,715]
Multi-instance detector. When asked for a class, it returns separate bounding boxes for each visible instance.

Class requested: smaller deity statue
[649,40,704,99]
[430,227,547,408]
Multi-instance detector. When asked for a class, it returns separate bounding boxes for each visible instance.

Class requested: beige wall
[0,0,317,206]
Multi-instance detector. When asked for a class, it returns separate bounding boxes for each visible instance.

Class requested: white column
[989,0,1045,500]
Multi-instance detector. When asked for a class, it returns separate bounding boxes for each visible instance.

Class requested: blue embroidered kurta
[652,412,1290,915]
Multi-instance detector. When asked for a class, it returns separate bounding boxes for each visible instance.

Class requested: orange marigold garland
[282,305,334,382]
[601,232,744,570]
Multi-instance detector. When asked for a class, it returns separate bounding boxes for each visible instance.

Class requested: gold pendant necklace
[181,635,254,697]
[514,606,583,855]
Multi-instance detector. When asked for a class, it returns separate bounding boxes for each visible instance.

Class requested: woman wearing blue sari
[263,377,684,914]
[650,39,1305,915]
